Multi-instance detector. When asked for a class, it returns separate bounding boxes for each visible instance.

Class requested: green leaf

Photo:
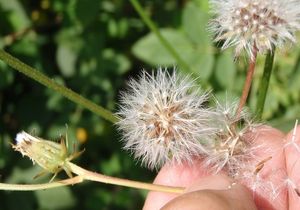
[56,43,78,77]
[0,0,30,29]
[132,28,191,65]
[132,28,214,79]
[215,52,236,89]
[186,50,214,80]
[182,2,210,47]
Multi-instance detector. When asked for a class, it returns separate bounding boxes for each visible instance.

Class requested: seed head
[204,99,261,176]
[117,68,216,169]
[209,0,300,58]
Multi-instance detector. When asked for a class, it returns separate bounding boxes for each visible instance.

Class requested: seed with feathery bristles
[209,0,300,58]
[117,68,217,169]
[204,99,261,176]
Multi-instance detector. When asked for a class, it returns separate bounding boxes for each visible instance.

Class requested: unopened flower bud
[12,131,82,180]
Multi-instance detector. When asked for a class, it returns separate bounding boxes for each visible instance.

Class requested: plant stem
[129,0,192,73]
[236,47,258,118]
[0,176,83,191]
[68,162,184,194]
[0,163,184,194]
[0,49,118,123]
[256,49,275,119]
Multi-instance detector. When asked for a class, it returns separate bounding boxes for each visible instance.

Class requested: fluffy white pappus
[239,155,289,205]
[209,0,300,58]
[203,99,262,176]
[117,68,217,169]
[15,131,39,144]
[14,131,41,163]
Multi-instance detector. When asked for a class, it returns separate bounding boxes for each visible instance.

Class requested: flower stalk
[0,49,118,123]
[0,176,83,191]
[68,162,184,194]
[256,49,275,119]
[0,163,184,193]
[236,45,258,118]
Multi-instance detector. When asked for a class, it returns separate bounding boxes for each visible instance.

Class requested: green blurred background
[0,0,300,209]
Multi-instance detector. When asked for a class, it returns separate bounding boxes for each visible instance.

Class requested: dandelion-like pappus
[209,0,300,58]
[117,68,216,169]
[204,100,261,177]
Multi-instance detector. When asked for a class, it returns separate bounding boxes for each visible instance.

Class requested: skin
[143,125,300,210]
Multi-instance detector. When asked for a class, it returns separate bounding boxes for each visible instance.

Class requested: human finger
[143,159,208,210]
[240,125,286,210]
[284,123,300,210]
[161,175,257,210]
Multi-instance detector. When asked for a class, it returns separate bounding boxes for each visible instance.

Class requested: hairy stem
[129,0,192,73]
[236,47,258,118]
[0,163,184,194]
[68,162,184,194]
[256,49,275,119]
[0,49,118,123]
[0,176,83,191]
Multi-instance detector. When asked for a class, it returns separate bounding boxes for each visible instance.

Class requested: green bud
[12,131,83,181]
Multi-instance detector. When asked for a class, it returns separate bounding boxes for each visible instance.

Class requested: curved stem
[68,162,184,194]
[0,176,83,191]
[236,46,258,118]
[129,0,192,74]
[0,163,184,193]
[256,49,275,119]
[0,49,118,123]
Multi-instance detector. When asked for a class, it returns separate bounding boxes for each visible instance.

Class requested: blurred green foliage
[0,0,300,209]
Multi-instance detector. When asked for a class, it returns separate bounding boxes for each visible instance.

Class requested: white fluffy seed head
[117,68,217,169]
[209,0,300,58]
[203,99,261,176]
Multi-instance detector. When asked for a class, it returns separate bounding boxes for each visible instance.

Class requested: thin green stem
[256,49,275,119]
[129,0,192,73]
[0,49,118,123]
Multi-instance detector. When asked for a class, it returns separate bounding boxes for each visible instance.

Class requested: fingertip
[184,174,234,193]
[143,159,208,210]
[284,124,300,208]
[285,124,300,173]
[162,176,257,210]
[250,125,285,146]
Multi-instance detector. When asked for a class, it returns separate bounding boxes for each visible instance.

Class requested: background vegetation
[0,0,300,209]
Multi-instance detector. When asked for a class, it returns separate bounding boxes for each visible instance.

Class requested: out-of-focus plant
[1,0,300,210]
